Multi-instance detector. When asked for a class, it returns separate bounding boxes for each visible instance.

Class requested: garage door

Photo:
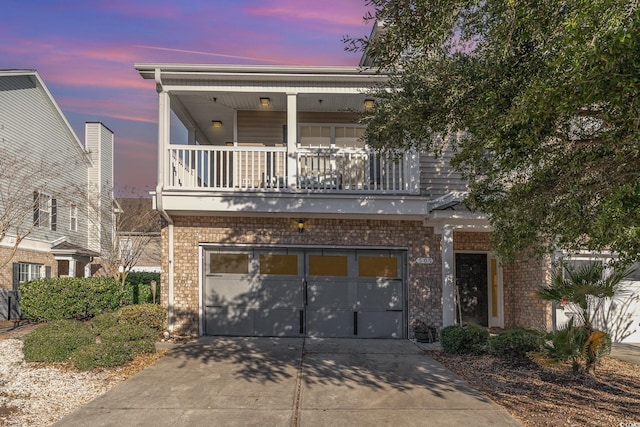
[203,248,405,338]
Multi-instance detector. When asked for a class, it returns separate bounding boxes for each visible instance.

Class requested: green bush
[123,272,160,304]
[23,320,95,362]
[487,327,545,358]
[440,323,489,355]
[71,343,135,371]
[117,304,166,331]
[90,312,119,335]
[20,278,125,321]
[101,323,157,344]
[541,319,612,373]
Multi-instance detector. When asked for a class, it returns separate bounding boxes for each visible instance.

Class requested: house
[0,70,115,317]
[116,197,161,274]
[135,57,639,343]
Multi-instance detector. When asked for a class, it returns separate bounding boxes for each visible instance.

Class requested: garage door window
[309,255,348,276]
[259,254,298,275]
[209,253,249,274]
[358,256,398,278]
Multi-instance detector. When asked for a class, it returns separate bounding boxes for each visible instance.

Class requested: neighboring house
[116,198,161,273]
[135,51,639,343]
[0,70,115,317]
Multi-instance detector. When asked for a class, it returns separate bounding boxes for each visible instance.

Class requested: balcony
[168,144,419,194]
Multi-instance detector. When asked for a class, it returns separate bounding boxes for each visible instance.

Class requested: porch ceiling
[171,91,373,146]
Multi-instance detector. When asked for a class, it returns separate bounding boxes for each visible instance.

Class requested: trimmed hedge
[23,320,95,362]
[441,323,489,355]
[487,327,545,358]
[90,312,119,335]
[117,304,166,331]
[101,323,157,344]
[19,277,125,321]
[71,343,135,371]
[123,272,160,304]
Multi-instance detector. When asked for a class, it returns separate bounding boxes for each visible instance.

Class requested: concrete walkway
[52,338,522,427]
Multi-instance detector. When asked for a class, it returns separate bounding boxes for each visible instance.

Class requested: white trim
[442,226,455,327]
[198,245,204,336]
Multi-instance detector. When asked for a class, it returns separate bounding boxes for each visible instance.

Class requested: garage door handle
[303,279,308,306]
[385,309,403,312]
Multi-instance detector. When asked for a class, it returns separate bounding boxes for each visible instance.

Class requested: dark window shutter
[33,192,40,226]
[51,198,57,231]
[45,266,51,278]
[12,263,19,291]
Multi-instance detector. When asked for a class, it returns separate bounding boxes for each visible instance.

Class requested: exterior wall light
[298,219,305,233]
[364,99,375,110]
[260,97,270,107]
[212,120,223,128]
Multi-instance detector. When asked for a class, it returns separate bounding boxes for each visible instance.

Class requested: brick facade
[503,256,553,330]
[0,246,58,289]
[161,216,444,336]
[161,220,554,336]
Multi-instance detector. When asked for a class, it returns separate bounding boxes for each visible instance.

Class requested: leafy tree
[346,0,640,263]
[536,261,629,372]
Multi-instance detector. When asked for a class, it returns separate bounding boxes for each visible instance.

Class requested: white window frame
[35,192,51,229]
[18,262,43,283]
[70,204,78,231]
[298,123,366,148]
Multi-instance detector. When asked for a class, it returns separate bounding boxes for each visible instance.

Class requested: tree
[346,0,640,264]
[536,261,631,372]
[83,190,160,288]
[0,150,67,269]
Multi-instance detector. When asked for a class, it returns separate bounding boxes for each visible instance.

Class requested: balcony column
[442,225,455,327]
[286,92,298,189]
[157,89,171,188]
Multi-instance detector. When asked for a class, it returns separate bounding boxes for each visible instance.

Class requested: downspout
[154,68,175,334]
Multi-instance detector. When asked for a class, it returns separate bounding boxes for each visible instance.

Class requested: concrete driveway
[53,338,521,427]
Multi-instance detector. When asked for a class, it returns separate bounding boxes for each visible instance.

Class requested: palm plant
[536,261,629,373]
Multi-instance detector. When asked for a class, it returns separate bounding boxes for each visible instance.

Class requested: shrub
[540,318,612,373]
[117,304,166,331]
[71,343,134,371]
[123,272,161,304]
[23,320,95,362]
[20,278,125,321]
[101,323,157,344]
[90,312,119,335]
[487,327,545,358]
[440,323,489,355]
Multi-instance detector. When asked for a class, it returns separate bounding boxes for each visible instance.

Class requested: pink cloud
[246,0,370,28]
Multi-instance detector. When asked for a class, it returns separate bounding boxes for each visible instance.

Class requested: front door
[455,253,489,327]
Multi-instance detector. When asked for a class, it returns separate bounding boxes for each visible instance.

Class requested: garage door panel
[254,309,303,337]
[307,281,353,309]
[357,311,403,338]
[357,279,403,310]
[205,277,254,306]
[254,280,303,309]
[307,309,354,337]
[205,306,254,336]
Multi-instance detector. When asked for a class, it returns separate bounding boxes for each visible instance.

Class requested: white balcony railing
[167,145,418,194]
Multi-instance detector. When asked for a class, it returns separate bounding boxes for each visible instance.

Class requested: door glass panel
[358,256,398,278]
[259,254,299,275]
[209,253,249,274]
[309,255,348,276]
[491,258,498,317]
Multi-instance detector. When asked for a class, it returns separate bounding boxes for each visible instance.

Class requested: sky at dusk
[1,0,374,196]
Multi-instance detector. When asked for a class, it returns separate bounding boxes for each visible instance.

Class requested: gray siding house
[0,70,115,317]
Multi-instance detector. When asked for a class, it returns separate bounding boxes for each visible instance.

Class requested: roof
[50,241,101,258]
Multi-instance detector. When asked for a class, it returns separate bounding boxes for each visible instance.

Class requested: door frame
[453,251,504,328]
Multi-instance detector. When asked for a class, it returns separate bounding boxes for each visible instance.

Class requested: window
[33,192,56,230]
[70,204,77,231]
[18,262,42,283]
[299,124,366,148]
